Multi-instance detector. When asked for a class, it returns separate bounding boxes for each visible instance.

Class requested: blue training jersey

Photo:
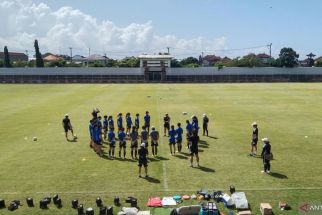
[169,129,176,142]
[192,121,198,130]
[103,119,108,127]
[135,117,139,127]
[186,123,193,133]
[109,119,114,128]
[108,131,115,141]
[118,131,126,141]
[176,127,183,139]
[144,115,150,124]
[117,116,123,128]
[126,116,132,127]
[93,127,101,142]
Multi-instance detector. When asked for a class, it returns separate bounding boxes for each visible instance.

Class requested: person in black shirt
[250,122,258,156]
[163,113,170,136]
[62,114,74,140]
[188,130,200,167]
[138,143,148,178]
[261,137,272,174]
[202,114,209,136]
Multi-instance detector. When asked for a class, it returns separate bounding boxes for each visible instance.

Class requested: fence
[1,67,322,83]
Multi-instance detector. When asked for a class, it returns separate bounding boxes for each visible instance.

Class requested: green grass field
[0,84,322,215]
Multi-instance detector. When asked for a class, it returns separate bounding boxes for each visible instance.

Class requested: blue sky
[2,0,322,59]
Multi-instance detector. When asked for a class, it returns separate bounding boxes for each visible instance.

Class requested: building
[43,54,63,62]
[0,52,28,62]
[73,55,86,65]
[85,54,109,66]
[138,54,173,81]
[202,55,221,66]
[257,53,272,64]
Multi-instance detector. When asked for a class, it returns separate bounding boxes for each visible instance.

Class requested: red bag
[147,197,162,207]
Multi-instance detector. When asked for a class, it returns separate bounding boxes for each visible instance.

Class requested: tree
[278,47,299,68]
[170,59,182,67]
[237,53,263,67]
[315,60,322,67]
[13,60,28,67]
[180,57,199,67]
[34,40,44,67]
[0,60,4,67]
[46,60,66,67]
[117,57,140,67]
[4,46,11,67]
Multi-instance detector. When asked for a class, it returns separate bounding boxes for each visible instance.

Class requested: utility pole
[268,43,272,58]
[69,47,73,64]
[167,47,170,54]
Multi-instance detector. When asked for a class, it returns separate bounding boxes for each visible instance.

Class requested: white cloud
[0,0,227,59]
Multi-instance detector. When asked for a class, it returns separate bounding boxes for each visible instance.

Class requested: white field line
[1,187,322,195]
[155,87,169,192]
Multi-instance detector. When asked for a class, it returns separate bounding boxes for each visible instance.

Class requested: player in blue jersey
[93,123,103,157]
[135,113,140,129]
[176,123,183,153]
[126,113,133,136]
[108,116,114,131]
[191,115,199,134]
[144,111,151,133]
[168,125,177,155]
[97,115,103,140]
[89,119,94,148]
[103,115,108,140]
[117,113,123,131]
[118,127,126,159]
[186,120,193,149]
[108,129,116,158]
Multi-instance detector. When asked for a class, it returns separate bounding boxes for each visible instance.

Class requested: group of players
[86,108,209,166]
[62,109,210,177]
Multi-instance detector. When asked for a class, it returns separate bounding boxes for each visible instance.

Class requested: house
[314,56,322,64]
[221,56,232,64]
[43,54,63,62]
[73,55,86,65]
[85,54,109,65]
[202,55,221,66]
[0,52,28,62]
[256,53,272,64]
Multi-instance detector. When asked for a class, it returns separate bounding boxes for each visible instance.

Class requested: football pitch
[0,83,322,215]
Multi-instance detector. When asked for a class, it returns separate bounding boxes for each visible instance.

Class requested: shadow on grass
[67,139,77,142]
[180,152,191,156]
[197,165,215,173]
[270,172,288,179]
[199,144,209,149]
[173,154,188,160]
[144,176,161,183]
[207,135,219,139]
[199,140,209,145]
[198,149,204,152]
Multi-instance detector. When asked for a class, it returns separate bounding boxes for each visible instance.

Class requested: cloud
[0,0,227,58]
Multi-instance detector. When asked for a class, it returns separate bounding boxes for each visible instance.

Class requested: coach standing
[250,122,258,156]
[261,137,272,174]
[62,114,74,140]
[202,114,209,136]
